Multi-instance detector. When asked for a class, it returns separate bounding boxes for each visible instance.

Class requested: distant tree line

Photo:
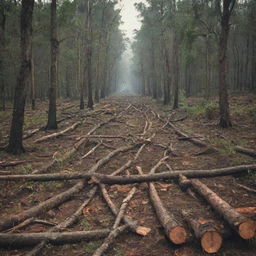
[132,0,255,127]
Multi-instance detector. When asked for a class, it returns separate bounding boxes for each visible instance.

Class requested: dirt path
[0,95,255,256]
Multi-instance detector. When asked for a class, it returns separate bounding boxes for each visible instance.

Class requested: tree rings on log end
[169,226,187,244]
[201,231,222,254]
[238,220,256,239]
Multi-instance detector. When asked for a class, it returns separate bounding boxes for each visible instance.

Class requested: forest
[0,0,256,256]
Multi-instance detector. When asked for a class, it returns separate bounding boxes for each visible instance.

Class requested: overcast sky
[118,0,143,40]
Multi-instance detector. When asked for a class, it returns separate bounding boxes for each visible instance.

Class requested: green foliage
[83,241,102,254]
[183,100,218,120]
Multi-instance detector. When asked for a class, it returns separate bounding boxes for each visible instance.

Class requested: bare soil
[0,94,255,256]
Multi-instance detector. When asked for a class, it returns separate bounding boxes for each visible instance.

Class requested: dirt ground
[0,94,256,256]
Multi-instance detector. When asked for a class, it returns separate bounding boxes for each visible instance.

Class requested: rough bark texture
[46,0,58,130]
[0,229,110,247]
[2,164,255,182]
[190,178,256,239]
[0,181,85,232]
[6,0,34,154]
[218,0,235,128]
[182,210,223,254]
[234,146,256,158]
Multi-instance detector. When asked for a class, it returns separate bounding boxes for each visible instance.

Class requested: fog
[117,0,143,94]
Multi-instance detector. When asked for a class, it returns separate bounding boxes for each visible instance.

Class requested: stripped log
[190,179,256,239]
[0,229,111,247]
[34,121,82,143]
[93,187,137,256]
[181,210,223,254]
[235,146,256,158]
[139,158,187,245]
[2,164,256,183]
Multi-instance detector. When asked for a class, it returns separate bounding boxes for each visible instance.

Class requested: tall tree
[0,1,7,111]
[6,0,34,154]
[217,0,235,127]
[86,0,93,109]
[46,0,58,129]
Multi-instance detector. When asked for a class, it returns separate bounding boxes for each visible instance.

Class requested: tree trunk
[218,0,233,128]
[6,0,34,154]
[31,55,35,110]
[0,4,6,111]
[173,36,179,109]
[46,0,58,130]
[86,0,93,109]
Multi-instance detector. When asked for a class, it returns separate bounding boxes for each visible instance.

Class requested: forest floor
[0,93,256,256]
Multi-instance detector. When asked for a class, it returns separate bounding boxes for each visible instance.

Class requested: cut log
[139,160,187,245]
[149,183,187,244]
[0,229,111,247]
[190,179,256,239]
[235,146,256,158]
[2,164,256,183]
[181,210,223,254]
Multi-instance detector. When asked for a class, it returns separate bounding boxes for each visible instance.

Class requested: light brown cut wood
[190,179,256,239]
[182,210,223,254]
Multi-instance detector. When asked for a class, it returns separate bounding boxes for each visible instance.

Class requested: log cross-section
[190,179,256,239]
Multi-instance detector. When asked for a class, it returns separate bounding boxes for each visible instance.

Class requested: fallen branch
[81,143,102,159]
[2,164,256,183]
[234,146,256,158]
[0,181,85,232]
[26,186,97,256]
[237,183,256,194]
[0,229,111,247]
[190,179,256,239]
[0,160,27,168]
[34,121,82,143]
[93,187,137,256]
[181,210,223,254]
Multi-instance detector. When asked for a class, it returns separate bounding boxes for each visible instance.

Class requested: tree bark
[0,2,6,111]
[181,210,223,254]
[6,0,34,154]
[0,229,110,248]
[46,0,58,130]
[218,0,234,128]
[1,164,256,182]
[190,179,256,239]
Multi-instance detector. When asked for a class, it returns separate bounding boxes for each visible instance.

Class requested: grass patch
[209,138,235,156]
[233,105,256,119]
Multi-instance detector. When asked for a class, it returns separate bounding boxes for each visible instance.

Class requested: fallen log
[190,179,256,239]
[140,158,187,245]
[181,210,223,254]
[93,187,136,256]
[81,142,102,159]
[34,121,82,143]
[2,164,256,183]
[234,146,256,158]
[0,181,85,232]
[0,229,111,247]
[0,141,141,232]
[237,183,256,194]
